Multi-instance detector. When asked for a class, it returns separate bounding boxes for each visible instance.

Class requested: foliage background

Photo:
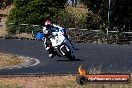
[7,0,67,25]
[1,0,132,33]
[80,0,132,32]
[4,0,67,33]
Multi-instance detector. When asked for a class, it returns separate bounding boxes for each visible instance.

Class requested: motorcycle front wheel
[60,45,75,61]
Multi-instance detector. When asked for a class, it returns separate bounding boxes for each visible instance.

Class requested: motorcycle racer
[42,19,73,58]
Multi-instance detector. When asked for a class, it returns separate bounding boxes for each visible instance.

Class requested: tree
[110,0,132,31]
[7,0,67,25]
[80,0,132,32]
[80,0,101,13]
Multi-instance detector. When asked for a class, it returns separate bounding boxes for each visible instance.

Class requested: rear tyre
[60,45,75,61]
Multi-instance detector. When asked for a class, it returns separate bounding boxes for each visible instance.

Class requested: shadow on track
[74,48,79,51]
[56,58,83,62]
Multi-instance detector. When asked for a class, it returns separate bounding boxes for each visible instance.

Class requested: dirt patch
[0,5,13,37]
[0,5,14,22]
[0,76,77,88]
[0,53,40,70]
[0,53,25,68]
[0,75,131,88]
[0,27,8,36]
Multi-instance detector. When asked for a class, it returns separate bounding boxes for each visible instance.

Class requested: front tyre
[60,45,75,61]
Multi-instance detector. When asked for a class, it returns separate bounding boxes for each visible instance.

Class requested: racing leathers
[42,24,73,58]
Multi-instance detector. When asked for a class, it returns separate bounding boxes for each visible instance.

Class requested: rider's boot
[48,47,54,58]
[49,53,53,58]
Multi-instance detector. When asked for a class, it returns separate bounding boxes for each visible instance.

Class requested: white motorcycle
[43,28,75,61]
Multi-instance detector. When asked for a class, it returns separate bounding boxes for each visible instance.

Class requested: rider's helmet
[44,19,52,26]
[42,19,53,37]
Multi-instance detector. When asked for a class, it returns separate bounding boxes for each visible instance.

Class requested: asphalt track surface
[0,39,132,75]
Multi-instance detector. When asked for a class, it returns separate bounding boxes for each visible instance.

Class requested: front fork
[64,39,75,56]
